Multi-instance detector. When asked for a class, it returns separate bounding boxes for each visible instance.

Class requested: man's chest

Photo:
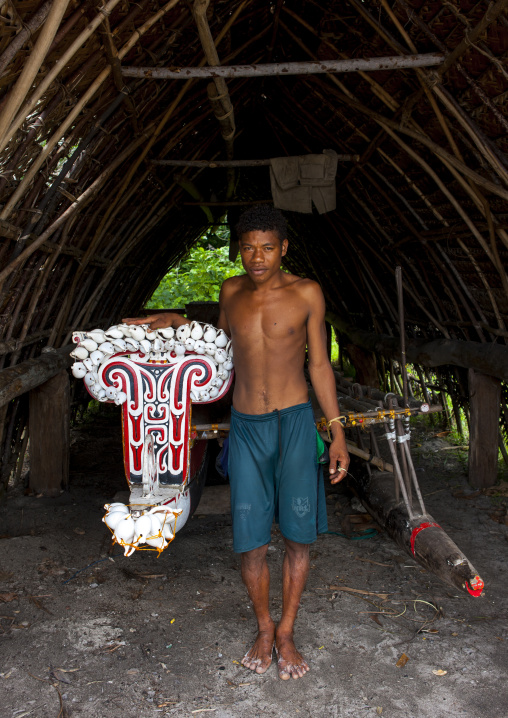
[226,291,308,341]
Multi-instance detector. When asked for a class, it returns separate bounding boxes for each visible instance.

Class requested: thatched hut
[1,0,507,498]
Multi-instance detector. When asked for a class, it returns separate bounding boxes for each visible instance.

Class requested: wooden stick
[153,156,358,166]
[193,0,238,165]
[0,135,147,289]
[0,1,52,76]
[0,0,180,220]
[121,53,444,79]
[437,0,508,77]
[0,347,73,407]
[4,0,124,149]
[325,311,508,383]
[0,0,71,150]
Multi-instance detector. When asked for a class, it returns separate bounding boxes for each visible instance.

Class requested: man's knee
[241,543,269,570]
[283,538,310,560]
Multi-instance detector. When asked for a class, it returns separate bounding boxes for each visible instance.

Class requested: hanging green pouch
[316,430,329,465]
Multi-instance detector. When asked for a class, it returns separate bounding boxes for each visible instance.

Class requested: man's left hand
[328,437,350,484]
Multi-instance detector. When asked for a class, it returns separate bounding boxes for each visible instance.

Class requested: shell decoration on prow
[102,503,183,556]
[70,322,234,405]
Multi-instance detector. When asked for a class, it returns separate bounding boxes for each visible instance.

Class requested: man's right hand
[122,312,187,330]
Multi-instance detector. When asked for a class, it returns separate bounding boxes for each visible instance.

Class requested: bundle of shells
[70,321,234,404]
[103,502,183,556]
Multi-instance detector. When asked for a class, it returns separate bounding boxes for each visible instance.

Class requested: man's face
[238,230,288,285]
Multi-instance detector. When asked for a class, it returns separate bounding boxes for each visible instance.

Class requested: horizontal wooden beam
[326,311,508,382]
[152,155,359,167]
[122,53,444,80]
[0,346,73,407]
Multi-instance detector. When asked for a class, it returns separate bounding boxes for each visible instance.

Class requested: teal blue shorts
[228,401,328,553]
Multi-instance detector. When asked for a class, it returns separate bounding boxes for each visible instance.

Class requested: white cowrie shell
[223,359,234,371]
[90,350,105,365]
[111,338,127,351]
[71,362,87,378]
[139,339,151,353]
[115,391,127,405]
[174,342,185,356]
[70,346,88,360]
[129,325,146,341]
[225,340,233,356]
[105,386,117,400]
[203,325,217,342]
[87,330,106,344]
[217,368,228,380]
[159,327,175,339]
[185,338,195,351]
[104,510,128,531]
[190,391,198,402]
[214,348,227,364]
[162,521,174,540]
[80,338,98,352]
[163,339,175,351]
[176,324,191,341]
[153,338,163,352]
[214,330,228,348]
[209,386,219,398]
[134,514,153,542]
[84,371,96,386]
[99,341,115,354]
[124,339,139,351]
[190,321,203,340]
[204,342,216,356]
[193,339,205,354]
[114,515,135,544]
[105,326,123,339]
[200,390,210,401]
[96,388,106,400]
[105,502,129,514]
[145,329,157,340]
[211,377,223,388]
[145,535,168,550]
[83,357,94,370]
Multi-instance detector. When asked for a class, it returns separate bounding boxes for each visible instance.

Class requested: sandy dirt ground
[1,411,508,718]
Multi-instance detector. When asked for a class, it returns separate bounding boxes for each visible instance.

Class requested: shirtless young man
[124,205,349,680]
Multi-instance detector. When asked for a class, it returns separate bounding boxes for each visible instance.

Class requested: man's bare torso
[221,272,313,414]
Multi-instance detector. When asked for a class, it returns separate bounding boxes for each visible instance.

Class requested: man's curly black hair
[235,205,287,243]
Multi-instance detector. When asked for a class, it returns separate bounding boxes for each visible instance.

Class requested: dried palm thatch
[0,0,508,492]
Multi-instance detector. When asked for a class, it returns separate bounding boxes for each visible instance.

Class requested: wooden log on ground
[468,369,501,489]
[326,311,508,382]
[121,53,444,79]
[0,346,73,407]
[351,467,484,597]
[29,370,70,496]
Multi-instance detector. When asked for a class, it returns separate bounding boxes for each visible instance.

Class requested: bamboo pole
[153,156,358,166]
[0,0,71,150]
[3,0,123,150]
[121,53,444,79]
[193,0,237,157]
[0,0,181,220]
[0,134,147,289]
[0,1,52,76]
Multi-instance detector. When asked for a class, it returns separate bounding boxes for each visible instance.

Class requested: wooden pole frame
[121,52,444,79]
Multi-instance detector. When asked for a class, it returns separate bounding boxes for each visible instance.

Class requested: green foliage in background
[146,226,244,309]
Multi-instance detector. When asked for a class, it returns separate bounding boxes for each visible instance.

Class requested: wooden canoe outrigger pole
[345,269,484,598]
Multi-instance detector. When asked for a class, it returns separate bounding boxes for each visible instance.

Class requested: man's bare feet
[241,624,275,674]
[275,632,309,680]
